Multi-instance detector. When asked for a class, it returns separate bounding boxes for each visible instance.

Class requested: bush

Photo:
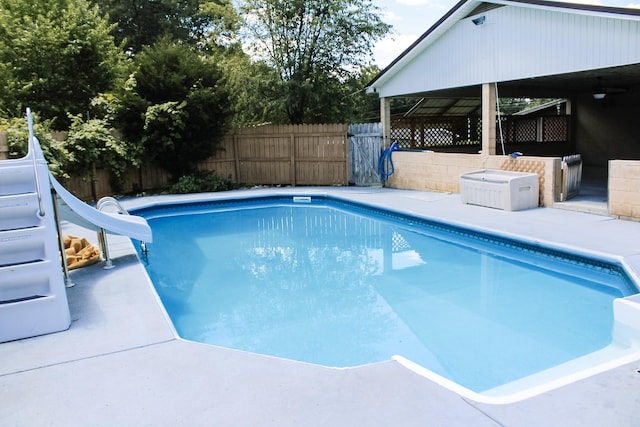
[170,170,234,194]
[0,115,69,178]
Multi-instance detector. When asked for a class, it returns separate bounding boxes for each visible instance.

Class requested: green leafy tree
[240,0,390,124]
[115,39,232,178]
[0,0,124,129]
[65,114,129,199]
[220,48,287,126]
[94,0,239,54]
[304,65,382,123]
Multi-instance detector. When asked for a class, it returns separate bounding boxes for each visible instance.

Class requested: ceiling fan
[593,77,626,99]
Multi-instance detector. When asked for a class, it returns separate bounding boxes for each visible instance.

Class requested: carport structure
[367,0,640,219]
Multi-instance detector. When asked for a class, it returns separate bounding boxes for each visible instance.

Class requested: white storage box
[460,170,539,211]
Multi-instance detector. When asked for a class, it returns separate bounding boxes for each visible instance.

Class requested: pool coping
[2,187,640,426]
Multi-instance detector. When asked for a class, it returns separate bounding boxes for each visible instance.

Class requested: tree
[94,0,239,54]
[0,0,124,129]
[115,39,232,178]
[65,114,129,199]
[220,47,288,126]
[240,0,390,124]
[303,65,382,124]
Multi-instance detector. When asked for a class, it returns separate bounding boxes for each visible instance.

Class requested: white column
[482,83,497,156]
[380,97,391,149]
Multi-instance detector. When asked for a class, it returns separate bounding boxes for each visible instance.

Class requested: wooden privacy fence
[65,124,349,200]
[2,124,353,200]
[199,124,349,186]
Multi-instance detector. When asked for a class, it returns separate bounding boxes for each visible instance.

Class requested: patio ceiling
[403,97,481,118]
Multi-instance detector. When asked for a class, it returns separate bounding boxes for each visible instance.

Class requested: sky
[372,0,640,68]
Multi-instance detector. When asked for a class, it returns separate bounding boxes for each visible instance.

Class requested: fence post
[0,131,8,160]
[290,130,296,186]
[232,133,240,183]
[344,128,349,186]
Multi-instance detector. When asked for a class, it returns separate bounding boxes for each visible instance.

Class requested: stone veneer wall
[609,160,640,220]
[384,151,561,207]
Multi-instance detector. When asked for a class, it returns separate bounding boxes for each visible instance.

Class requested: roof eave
[366,0,640,95]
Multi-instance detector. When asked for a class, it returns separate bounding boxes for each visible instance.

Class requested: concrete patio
[1,187,640,426]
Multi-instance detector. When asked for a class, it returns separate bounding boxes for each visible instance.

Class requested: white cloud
[372,33,420,68]
[384,10,404,22]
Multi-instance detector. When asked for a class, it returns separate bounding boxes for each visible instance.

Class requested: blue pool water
[134,196,637,393]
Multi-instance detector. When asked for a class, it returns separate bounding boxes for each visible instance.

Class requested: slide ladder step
[0,260,53,304]
[0,227,47,266]
[0,162,38,196]
[0,192,44,230]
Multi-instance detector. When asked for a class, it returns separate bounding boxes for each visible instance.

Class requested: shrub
[170,170,234,194]
[115,38,232,178]
[0,115,69,178]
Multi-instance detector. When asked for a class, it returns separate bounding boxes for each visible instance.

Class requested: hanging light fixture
[593,77,606,100]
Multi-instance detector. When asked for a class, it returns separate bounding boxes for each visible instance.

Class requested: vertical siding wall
[379,5,640,97]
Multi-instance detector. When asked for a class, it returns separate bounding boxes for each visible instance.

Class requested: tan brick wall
[609,160,640,220]
[385,152,561,207]
[385,152,483,193]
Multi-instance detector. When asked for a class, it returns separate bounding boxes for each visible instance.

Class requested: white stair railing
[26,108,45,217]
[96,196,134,269]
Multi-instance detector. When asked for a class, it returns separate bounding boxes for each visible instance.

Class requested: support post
[51,189,75,288]
[380,97,391,149]
[98,228,114,270]
[482,83,497,156]
[0,131,8,160]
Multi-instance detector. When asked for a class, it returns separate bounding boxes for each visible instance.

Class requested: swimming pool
[133,195,640,397]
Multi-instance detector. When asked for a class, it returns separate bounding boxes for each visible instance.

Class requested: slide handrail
[97,196,130,215]
[26,108,45,217]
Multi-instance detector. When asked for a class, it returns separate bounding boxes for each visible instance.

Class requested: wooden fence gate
[348,123,382,186]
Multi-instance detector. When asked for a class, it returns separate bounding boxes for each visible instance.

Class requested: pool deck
[2,187,640,426]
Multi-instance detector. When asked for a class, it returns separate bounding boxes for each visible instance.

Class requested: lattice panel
[390,126,414,149]
[543,116,568,142]
[391,117,481,149]
[502,117,537,143]
[501,158,545,205]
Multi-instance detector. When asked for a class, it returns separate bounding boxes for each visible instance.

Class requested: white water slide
[50,172,152,243]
